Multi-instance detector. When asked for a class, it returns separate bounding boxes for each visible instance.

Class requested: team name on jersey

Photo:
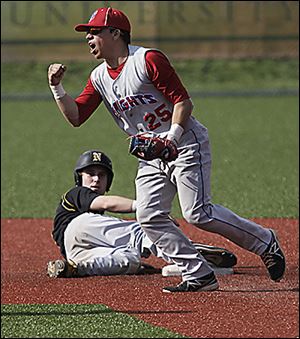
[112,93,158,116]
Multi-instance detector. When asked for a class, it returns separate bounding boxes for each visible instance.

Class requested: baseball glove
[128,133,178,162]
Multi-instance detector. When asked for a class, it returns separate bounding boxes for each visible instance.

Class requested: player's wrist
[131,200,137,212]
[49,83,66,100]
[167,123,184,144]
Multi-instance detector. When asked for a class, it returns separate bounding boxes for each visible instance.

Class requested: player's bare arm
[89,195,136,213]
[48,63,81,127]
[172,99,193,127]
[167,99,194,143]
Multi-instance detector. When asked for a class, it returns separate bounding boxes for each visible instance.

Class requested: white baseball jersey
[90,45,174,136]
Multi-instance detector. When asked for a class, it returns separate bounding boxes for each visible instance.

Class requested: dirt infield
[1,218,299,338]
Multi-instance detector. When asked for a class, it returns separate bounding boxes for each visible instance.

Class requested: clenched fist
[48,63,67,86]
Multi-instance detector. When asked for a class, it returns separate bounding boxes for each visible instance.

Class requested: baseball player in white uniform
[48,7,285,292]
[47,149,238,278]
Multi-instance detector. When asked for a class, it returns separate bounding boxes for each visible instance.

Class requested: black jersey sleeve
[61,186,99,213]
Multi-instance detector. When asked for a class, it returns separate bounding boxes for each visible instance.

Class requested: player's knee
[136,206,159,223]
[182,205,211,225]
[136,204,169,225]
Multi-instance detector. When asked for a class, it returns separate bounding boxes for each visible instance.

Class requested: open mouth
[88,42,97,55]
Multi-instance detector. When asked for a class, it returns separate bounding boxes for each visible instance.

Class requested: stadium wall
[1,1,299,61]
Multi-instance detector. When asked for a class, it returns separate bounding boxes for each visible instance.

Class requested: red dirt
[1,218,299,338]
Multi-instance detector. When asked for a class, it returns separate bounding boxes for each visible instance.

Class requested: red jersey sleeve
[75,78,102,124]
[145,50,190,105]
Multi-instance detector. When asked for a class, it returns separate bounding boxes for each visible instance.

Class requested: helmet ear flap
[74,171,82,186]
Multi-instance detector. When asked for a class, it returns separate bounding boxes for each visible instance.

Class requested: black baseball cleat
[260,229,286,282]
[162,272,219,293]
[193,243,237,268]
[47,259,78,278]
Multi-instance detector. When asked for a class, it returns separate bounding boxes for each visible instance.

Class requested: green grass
[198,97,299,217]
[1,96,298,218]
[174,58,299,91]
[2,59,299,95]
[1,304,185,338]
[1,59,299,218]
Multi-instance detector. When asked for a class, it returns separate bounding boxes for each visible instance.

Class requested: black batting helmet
[74,150,114,191]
